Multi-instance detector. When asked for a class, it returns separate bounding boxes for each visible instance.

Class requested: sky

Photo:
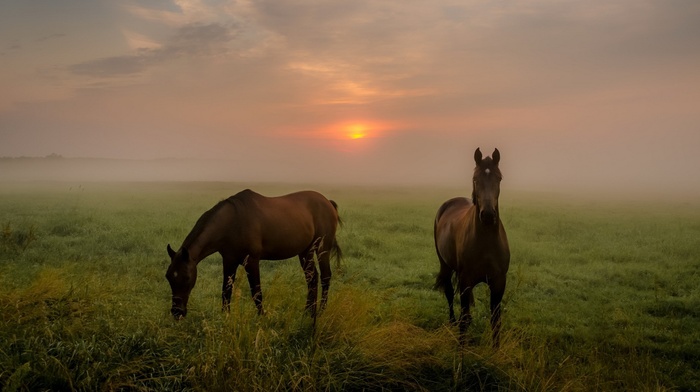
[1,0,699,192]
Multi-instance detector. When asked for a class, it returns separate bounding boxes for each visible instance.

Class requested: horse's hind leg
[299,247,319,318]
[221,254,238,312]
[243,256,264,315]
[435,259,456,323]
[317,238,333,311]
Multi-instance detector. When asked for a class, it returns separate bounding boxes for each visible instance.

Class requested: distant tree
[45,153,64,159]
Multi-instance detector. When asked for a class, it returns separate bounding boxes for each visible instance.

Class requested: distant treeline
[0,153,65,160]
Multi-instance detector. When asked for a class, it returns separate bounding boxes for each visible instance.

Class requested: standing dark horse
[165,189,342,320]
[434,148,510,346]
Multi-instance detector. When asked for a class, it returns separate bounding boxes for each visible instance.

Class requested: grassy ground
[0,182,698,391]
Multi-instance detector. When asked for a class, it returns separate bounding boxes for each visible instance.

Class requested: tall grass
[0,182,698,391]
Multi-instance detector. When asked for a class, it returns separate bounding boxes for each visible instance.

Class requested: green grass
[0,182,698,391]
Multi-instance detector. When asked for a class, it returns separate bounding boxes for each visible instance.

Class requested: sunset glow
[346,124,369,140]
[0,1,698,191]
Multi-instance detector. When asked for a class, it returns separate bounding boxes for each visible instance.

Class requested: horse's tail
[331,237,343,271]
[329,199,343,269]
[433,201,453,293]
[329,199,343,227]
[433,243,450,292]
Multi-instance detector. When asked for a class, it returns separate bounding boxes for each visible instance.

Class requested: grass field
[0,182,698,391]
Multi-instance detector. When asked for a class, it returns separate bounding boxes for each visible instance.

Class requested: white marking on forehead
[485,168,491,175]
[173,272,178,278]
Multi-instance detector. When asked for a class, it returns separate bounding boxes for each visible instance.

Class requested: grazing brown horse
[166,189,342,320]
[434,148,510,346]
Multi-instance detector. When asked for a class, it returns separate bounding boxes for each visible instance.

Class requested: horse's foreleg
[434,255,456,324]
[446,284,456,324]
[299,252,319,318]
[243,257,264,315]
[221,257,238,312]
[489,280,506,348]
[458,285,474,345]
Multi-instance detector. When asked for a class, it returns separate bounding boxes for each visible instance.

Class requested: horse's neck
[184,230,219,264]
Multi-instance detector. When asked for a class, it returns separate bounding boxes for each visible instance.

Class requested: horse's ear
[167,244,176,259]
[492,148,500,165]
[474,148,483,165]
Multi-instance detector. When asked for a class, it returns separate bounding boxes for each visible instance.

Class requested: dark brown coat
[166,189,341,319]
[434,148,510,346]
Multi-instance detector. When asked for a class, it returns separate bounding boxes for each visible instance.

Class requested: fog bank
[2,151,699,200]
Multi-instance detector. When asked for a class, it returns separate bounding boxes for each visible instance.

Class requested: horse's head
[472,148,503,226]
[165,244,197,320]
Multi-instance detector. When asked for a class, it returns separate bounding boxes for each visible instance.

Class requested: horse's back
[434,197,472,268]
[281,190,336,210]
[234,190,333,216]
[436,197,472,223]
[275,190,339,229]
[435,197,473,237]
[237,189,336,226]
[232,190,339,257]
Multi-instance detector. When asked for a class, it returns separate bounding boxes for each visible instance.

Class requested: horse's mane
[182,189,257,249]
[182,200,229,249]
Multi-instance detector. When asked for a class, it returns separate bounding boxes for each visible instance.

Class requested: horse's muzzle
[479,209,498,226]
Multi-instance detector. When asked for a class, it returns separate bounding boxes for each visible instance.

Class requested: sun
[319,120,392,145]
[345,123,369,140]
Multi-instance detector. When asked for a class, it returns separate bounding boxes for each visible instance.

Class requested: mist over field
[1,146,699,200]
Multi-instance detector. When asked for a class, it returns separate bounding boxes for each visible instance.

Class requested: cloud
[123,3,188,27]
[69,54,149,77]
[69,22,236,77]
[121,29,162,50]
[36,33,67,42]
[4,42,21,52]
